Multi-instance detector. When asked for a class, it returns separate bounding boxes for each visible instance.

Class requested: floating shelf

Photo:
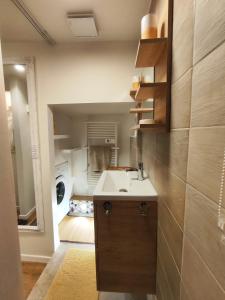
[54,135,70,140]
[135,38,167,68]
[130,82,167,101]
[129,108,154,114]
[130,123,166,131]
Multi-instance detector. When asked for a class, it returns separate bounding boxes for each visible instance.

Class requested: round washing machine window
[56,181,65,205]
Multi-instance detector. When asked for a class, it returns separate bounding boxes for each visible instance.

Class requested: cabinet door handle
[103,201,112,216]
[139,202,148,216]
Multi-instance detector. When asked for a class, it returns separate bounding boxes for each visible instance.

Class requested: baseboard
[21,254,51,263]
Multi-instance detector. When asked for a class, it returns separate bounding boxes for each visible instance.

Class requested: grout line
[159,193,184,233]
[190,125,225,130]
[193,38,225,67]
[217,145,225,234]
[172,67,193,86]
[186,180,225,210]
[182,234,225,295]
[158,224,181,277]
[170,128,190,131]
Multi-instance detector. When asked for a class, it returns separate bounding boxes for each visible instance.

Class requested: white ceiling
[52,102,133,117]
[0,0,150,43]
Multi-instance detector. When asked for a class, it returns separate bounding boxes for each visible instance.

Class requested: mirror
[3,58,44,231]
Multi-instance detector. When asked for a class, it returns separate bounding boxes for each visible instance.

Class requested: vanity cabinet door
[94,200,157,294]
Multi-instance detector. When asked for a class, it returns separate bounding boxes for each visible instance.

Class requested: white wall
[87,114,134,166]
[0,41,23,300]
[1,41,137,257]
[53,111,134,196]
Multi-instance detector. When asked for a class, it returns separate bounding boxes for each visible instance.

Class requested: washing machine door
[56,175,65,205]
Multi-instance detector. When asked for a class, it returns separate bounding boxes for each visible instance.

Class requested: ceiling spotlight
[14,64,25,72]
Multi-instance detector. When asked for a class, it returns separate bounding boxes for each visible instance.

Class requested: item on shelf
[141,14,157,39]
[139,119,155,125]
[143,74,153,83]
[131,75,141,91]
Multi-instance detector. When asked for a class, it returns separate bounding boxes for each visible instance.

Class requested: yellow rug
[44,249,98,300]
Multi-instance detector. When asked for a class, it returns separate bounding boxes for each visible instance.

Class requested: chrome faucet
[137,162,144,181]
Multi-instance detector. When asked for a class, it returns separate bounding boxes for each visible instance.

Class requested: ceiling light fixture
[14,64,25,72]
[10,0,56,45]
[67,13,98,38]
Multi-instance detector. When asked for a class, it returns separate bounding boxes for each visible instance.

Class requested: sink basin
[93,170,157,200]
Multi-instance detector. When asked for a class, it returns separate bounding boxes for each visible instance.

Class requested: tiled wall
[142,1,225,299]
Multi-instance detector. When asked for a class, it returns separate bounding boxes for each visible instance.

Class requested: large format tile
[171,69,192,129]
[194,0,225,63]
[155,129,189,181]
[172,0,194,82]
[187,127,225,207]
[157,226,181,300]
[180,281,191,300]
[181,237,225,300]
[169,129,189,181]
[155,162,186,229]
[167,172,186,229]
[191,42,225,127]
[156,256,174,300]
[185,185,225,290]
[158,201,183,271]
[155,133,170,167]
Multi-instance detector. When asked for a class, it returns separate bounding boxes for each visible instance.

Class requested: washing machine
[55,161,72,224]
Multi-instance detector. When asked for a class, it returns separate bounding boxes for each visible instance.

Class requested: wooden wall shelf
[130,82,167,101]
[129,0,173,132]
[130,123,166,131]
[135,38,167,68]
[129,108,154,113]
[136,82,167,101]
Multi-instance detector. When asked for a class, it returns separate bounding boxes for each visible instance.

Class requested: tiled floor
[27,242,154,300]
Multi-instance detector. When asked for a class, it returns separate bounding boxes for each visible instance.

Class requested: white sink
[93,170,157,200]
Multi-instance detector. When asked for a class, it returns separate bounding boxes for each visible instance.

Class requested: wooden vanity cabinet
[94,199,157,294]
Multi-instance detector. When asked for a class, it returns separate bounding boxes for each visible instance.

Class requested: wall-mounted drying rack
[61,146,88,154]
[54,134,71,140]
[61,146,120,154]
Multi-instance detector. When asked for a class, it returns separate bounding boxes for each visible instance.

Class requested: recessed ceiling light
[67,13,98,38]
[14,64,25,72]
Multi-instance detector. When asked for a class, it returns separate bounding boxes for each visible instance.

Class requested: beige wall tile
[157,258,174,300]
[180,282,191,300]
[154,161,186,229]
[172,0,194,82]
[157,227,181,300]
[185,185,225,290]
[167,172,186,229]
[155,133,170,167]
[194,0,225,63]
[187,127,225,207]
[158,201,183,271]
[154,129,189,182]
[153,159,169,198]
[191,42,225,127]
[182,237,225,300]
[171,69,192,129]
[169,130,189,181]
